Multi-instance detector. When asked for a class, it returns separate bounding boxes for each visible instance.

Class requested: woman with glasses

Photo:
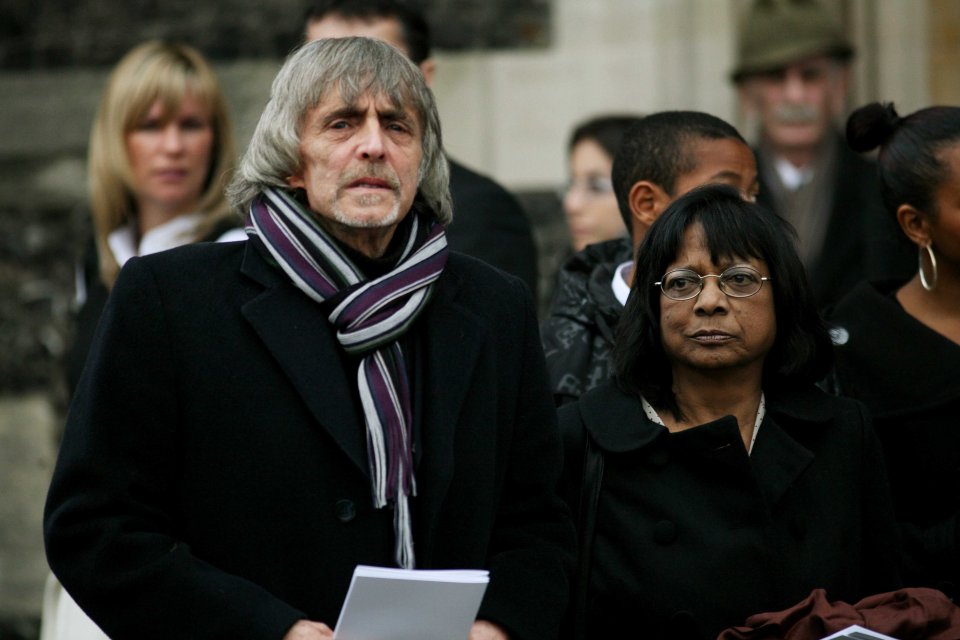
[829,103,960,599]
[561,114,642,253]
[558,184,901,639]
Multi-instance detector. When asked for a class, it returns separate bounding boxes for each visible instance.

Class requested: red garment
[717,588,960,640]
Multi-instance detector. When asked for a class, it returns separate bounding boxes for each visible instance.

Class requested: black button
[669,610,701,637]
[335,499,356,522]
[653,520,678,544]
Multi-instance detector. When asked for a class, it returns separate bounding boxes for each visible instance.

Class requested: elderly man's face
[738,55,848,156]
[287,88,423,251]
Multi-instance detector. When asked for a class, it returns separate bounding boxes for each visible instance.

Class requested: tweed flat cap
[731,0,854,83]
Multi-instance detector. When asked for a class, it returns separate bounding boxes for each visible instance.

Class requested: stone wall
[0,0,549,69]
[0,396,58,640]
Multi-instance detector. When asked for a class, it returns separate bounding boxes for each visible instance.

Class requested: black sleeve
[44,257,304,640]
[446,161,540,300]
[474,275,577,640]
[855,402,904,594]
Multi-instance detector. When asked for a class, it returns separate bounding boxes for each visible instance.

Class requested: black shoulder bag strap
[573,433,604,640]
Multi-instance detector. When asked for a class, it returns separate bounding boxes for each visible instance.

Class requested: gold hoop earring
[919,244,938,291]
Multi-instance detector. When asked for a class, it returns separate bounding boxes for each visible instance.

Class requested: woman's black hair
[569,114,644,159]
[614,184,833,418]
[847,102,960,219]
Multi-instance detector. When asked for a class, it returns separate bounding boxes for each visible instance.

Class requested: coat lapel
[749,416,814,510]
[240,245,488,550]
[413,266,487,543]
[239,243,368,476]
[750,389,834,510]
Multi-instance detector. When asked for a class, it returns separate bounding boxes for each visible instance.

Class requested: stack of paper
[333,565,490,640]
[821,625,900,640]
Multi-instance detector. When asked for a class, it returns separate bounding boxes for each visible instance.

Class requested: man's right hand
[283,620,334,639]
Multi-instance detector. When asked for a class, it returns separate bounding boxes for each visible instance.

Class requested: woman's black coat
[829,280,960,598]
[559,382,902,640]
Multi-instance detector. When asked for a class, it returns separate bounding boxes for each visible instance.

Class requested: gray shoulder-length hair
[227,36,452,224]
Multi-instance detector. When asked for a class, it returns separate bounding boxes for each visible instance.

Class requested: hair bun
[846,102,900,153]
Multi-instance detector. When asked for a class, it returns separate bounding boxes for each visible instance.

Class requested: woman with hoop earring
[829,102,960,600]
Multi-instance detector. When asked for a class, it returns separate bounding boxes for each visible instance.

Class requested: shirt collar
[611,260,633,307]
[773,155,814,191]
[107,213,204,267]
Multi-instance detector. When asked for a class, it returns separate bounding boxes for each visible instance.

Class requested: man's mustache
[338,167,401,192]
[772,104,819,125]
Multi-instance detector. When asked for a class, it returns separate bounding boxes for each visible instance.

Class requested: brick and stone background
[0,2,565,638]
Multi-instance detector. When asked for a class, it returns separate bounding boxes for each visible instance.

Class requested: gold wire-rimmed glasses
[655,265,772,301]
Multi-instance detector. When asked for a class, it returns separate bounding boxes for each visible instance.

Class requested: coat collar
[829,280,960,416]
[239,241,369,474]
[238,242,485,503]
[578,383,832,509]
[576,382,663,452]
[577,383,833,449]
[412,264,487,553]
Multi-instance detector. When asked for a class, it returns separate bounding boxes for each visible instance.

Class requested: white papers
[333,565,490,640]
[821,625,900,640]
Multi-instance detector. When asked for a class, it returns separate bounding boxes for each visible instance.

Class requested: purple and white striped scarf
[246,187,448,569]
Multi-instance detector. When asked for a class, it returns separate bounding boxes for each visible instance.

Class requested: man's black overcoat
[45,240,575,640]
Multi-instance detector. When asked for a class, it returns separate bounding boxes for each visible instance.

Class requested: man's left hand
[469,620,509,640]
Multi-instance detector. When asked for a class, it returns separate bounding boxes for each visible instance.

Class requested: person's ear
[286,173,305,190]
[418,58,436,86]
[896,203,931,247]
[629,180,671,233]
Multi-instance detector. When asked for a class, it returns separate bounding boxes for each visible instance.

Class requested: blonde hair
[87,40,237,287]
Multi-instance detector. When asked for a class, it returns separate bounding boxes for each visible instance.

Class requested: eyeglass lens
[564,176,613,197]
[660,266,765,300]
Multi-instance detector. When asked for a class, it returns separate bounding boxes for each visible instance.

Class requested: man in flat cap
[731,0,912,308]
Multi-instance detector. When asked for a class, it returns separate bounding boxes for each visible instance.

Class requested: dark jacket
[559,382,902,640]
[541,237,632,405]
[45,241,575,640]
[447,159,539,299]
[828,280,960,598]
[756,136,913,310]
[65,217,241,397]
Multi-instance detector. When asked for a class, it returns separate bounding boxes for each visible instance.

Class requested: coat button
[669,610,701,638]
[335,499,356,522]
[653,520,678,545]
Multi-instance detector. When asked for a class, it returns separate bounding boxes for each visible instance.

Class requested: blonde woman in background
[44,39,239,640]
[63,39,240,396]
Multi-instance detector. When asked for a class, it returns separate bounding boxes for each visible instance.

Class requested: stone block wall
[0,0,549,69]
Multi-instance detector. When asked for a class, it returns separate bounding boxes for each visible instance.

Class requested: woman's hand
[469,620,510,640]
[282,620,334,639]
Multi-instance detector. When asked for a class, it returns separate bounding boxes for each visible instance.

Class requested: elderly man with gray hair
[44,37,574,640]
[731,0,912,308]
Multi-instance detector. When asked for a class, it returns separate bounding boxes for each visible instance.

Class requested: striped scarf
[245,187,448,569]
